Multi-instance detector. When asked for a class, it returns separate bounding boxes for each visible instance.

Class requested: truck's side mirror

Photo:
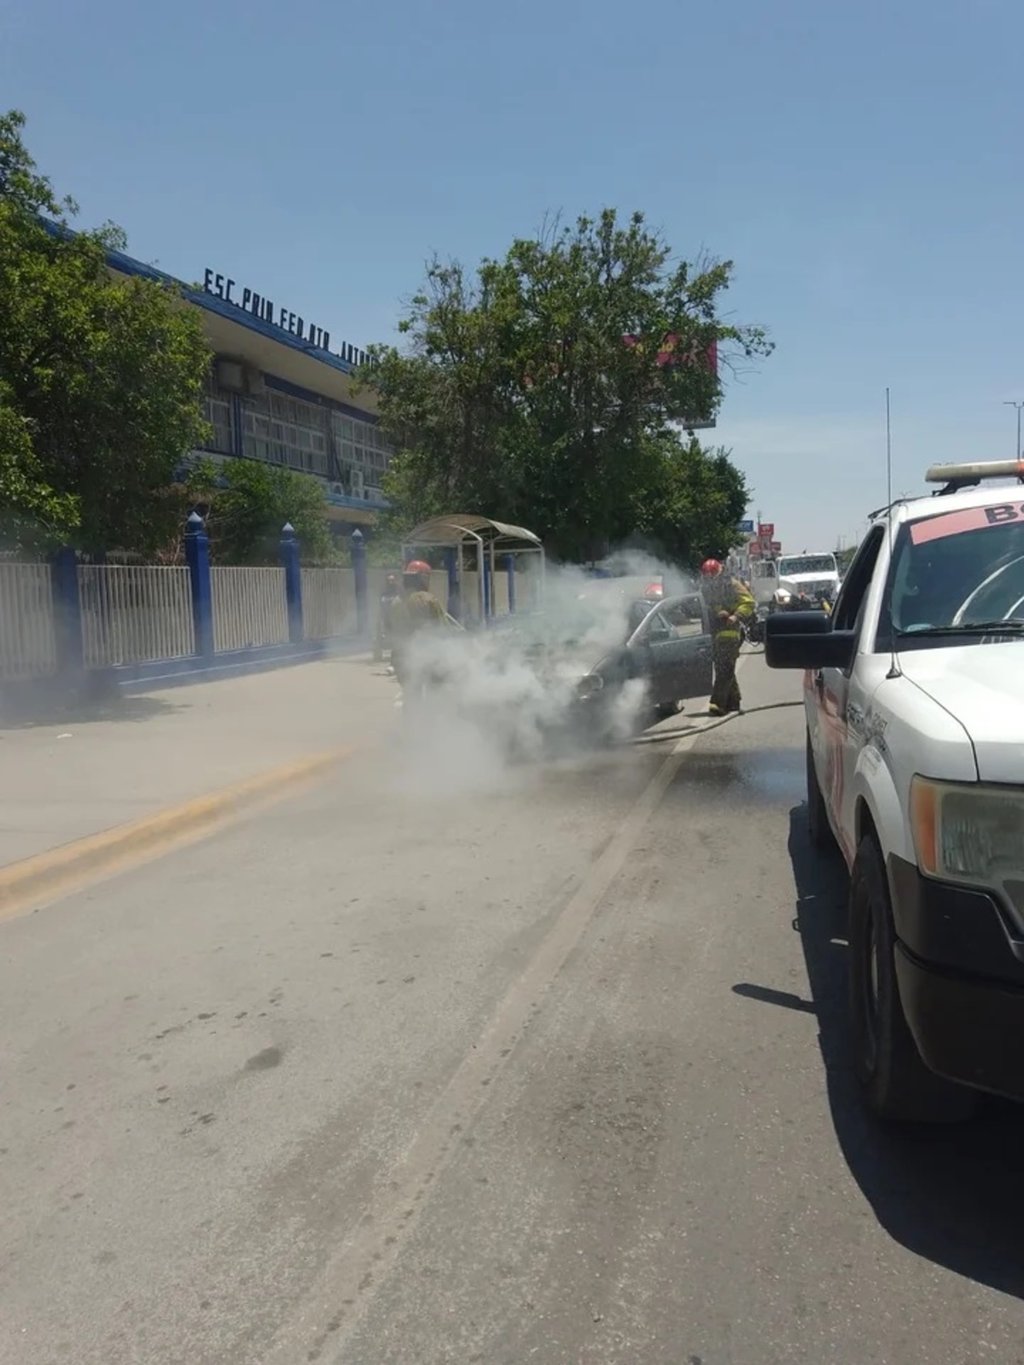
[765,611,855,670]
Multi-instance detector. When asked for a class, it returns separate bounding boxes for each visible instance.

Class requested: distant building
[104,242,393,535]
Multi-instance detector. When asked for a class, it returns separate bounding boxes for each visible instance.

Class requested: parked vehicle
[577,591,713,724]
[508,591,713,736]
[766,459,1024,1123]
[775,551,840,609]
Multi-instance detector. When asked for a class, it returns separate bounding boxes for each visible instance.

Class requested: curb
[0,745,355,922]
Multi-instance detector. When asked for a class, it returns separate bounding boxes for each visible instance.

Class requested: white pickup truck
[767,460,1024,1123]
[775,550,841,608]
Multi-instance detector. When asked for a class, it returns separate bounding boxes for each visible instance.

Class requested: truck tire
[848,834,975,1124]
[805,733,834,851]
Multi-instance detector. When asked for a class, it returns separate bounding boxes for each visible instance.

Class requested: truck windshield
[778,554,836,576]
[884,509,1024,645]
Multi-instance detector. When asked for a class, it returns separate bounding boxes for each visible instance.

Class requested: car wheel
[848,834,975,1124]
[805,733,834,851]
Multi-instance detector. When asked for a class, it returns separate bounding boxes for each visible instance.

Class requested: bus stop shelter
[401,515,545,622]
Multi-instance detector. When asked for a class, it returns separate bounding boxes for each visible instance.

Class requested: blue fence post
[280,522,303,644]
[51,546,84,683]
[502,553,516,614]
[351,529,368,636]
[445,547,460,620]
[184,512,214,659]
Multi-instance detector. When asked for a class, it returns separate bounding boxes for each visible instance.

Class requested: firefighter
[388,560,448,700]
[625,581,665,637]
[374,572,401,665]
[700,558,755,716]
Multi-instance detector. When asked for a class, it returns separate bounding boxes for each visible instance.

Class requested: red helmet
[643,582,664,600]
[700,558,723,577]
[403,559,432,577]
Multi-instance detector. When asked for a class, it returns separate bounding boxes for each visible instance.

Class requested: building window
[241,390,329,475]
[329,410,392,493]
[201,381,234,454]
[235,385,393,492]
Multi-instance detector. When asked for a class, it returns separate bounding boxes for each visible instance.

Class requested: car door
[670,593,714,698]
[631,595,713,703]
[812,528,885,850]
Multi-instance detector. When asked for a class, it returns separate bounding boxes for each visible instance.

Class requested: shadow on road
[787,805,1024,1301]
[0,682,180,731]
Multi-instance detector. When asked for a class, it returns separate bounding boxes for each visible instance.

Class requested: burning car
[399,583,714,760]
[504,589,714,743]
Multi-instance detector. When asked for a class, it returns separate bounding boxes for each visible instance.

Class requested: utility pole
[1003,400,1024,459]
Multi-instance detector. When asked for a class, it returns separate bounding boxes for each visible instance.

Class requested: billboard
[737,519,754,534]
[622,332,719,430]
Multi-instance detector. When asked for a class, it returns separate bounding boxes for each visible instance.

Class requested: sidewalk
[0,655,399,867]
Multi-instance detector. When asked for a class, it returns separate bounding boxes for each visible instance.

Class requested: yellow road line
[0,746,356,923]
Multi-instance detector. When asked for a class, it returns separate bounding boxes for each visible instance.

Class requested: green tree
[187,459,337,565]
[0,388,80,548]
[634,435,751,563]
[0,109,211,555]
[364,209,770,561]
[836,543,858,573]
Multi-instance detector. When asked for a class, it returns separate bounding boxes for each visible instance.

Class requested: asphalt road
[3,655,1023,1365]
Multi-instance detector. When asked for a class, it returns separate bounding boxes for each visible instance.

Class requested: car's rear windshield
[881,502,1024,646]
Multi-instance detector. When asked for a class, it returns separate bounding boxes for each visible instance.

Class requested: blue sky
[3,0,1022,551]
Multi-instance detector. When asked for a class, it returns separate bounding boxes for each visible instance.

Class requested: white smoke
[384,552,697,796]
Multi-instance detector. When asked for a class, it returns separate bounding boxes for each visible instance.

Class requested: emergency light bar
[926,459,1024,484]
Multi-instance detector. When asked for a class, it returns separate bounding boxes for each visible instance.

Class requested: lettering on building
[201,268,374,368]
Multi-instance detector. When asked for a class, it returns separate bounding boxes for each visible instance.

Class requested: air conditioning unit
[215,358,245,392]
[351,469,365,498]
[244,366,265,396]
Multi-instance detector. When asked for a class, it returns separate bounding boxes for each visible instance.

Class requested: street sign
[748,541,763,558]
[758,522,775,539]
[737,519,754,534]
[770,540,782,554]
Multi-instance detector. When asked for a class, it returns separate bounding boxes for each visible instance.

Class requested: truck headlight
[910,776,1024,919]
[576,674,604,700]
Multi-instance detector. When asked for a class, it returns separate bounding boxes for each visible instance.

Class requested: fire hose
[630,698,806,746]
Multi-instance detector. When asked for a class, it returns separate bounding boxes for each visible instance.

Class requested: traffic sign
[737,519,754,534]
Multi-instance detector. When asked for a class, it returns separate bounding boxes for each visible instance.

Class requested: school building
[104,242,393,534]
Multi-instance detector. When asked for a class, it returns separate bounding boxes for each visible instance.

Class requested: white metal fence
[0,563,58,681]
[211,566,288,652]
[78,565,195,668]
[1,553,534,686]
[301,567,355,640]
